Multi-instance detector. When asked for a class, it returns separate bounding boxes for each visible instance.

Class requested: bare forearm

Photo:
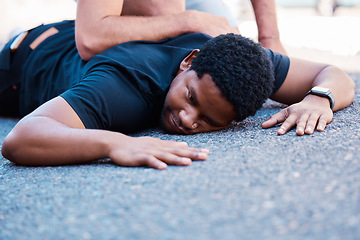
[271,58,355,108]
[76,0,189,60]
[250,0,279,40]
[76,10,238,60]
[2,115,209,169]
[76,13,192,60]
[2,116,120,166]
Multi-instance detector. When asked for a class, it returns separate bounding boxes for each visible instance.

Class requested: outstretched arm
[262,58,355,135]
[2,97,209,169]
[76,0,238,60]
[250,0,286,54]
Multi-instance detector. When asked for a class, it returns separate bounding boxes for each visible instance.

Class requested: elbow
[1,124,40,166]
[76,30,99,61]
[76,36,96,61]
[2,131,25,165]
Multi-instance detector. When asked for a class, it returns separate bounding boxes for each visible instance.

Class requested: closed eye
[187,88,223,128]
[188,89,196,105]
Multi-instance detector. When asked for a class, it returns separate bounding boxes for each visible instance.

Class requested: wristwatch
[305,86,335,110]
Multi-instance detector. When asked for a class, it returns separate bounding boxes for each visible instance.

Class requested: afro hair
[190,33,275,121]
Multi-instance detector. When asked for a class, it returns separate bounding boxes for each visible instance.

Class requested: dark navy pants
[0,22,72,117]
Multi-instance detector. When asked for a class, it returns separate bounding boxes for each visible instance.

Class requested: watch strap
[305,87,335,110]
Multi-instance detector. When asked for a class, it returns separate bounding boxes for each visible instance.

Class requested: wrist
[303,93,331,107]
[305,86,335,110]
[100,131,131,159]
[258,35,279,41]
[178,10,197,33]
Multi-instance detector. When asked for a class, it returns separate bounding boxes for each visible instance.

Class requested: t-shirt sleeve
[265,49,290,94]
[60,65,153,133]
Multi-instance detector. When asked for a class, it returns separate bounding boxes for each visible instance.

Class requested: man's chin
[159,119,171,133]
[159,109,173,133]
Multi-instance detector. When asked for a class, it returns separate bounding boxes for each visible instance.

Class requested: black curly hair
[190,33,274,121]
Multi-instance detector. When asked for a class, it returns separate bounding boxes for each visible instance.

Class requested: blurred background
[0,0,359,72]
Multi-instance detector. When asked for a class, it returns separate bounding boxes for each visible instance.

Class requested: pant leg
[0,23,58,117]
[186,0,238,27]
[0,84,20,117]
[0,36,23,117]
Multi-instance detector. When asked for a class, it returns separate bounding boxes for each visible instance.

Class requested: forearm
[77,2,237,61]
[250,0,280,40]
[2,116,122,166]
[76,13,193,60]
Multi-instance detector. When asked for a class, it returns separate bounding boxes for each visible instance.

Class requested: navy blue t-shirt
[11,21,289,133]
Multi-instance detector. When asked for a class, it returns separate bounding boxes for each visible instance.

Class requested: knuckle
[155,151,168,160]
[171,148,183,156]
[142,155,155,165]
[307,123,315,128]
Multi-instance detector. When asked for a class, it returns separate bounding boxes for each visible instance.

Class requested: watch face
[312,86,330,94]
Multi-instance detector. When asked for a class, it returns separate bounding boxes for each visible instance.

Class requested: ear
[179,49,199,71]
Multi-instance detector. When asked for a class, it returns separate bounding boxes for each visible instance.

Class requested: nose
[179,109,198,130]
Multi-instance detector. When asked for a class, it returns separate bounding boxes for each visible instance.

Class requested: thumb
[261,109,288,129]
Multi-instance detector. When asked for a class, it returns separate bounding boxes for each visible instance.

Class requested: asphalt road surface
[1,71,359,239]
[1,1,360,239]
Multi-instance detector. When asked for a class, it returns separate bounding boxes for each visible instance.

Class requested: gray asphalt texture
[1,72,359,240]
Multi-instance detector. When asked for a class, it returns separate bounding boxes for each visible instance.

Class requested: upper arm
[28,96,86,129]
[270,57,328,105]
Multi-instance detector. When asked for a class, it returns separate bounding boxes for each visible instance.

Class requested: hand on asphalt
[109,136,209,169]
[261,98,333,136]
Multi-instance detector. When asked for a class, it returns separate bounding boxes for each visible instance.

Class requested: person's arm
[1,97,209,169]
[261,58,355,135]
[250,0,286,54]
[76,0,238,60]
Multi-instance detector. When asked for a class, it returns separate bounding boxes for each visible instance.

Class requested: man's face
[161,69,236,134]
